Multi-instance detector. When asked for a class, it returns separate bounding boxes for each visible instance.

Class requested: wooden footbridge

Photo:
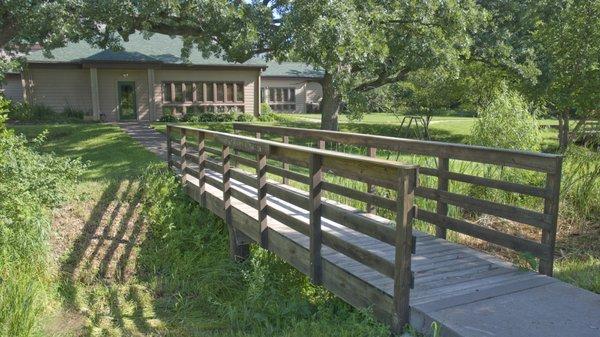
[165,123,600,337]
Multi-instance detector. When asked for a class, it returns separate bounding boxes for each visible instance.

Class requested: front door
[118,81,137,120]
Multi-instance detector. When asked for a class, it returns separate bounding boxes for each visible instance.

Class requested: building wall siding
[154,69,258,118]
[26,68,92,113]
[97,69,149,121]
[2,74,23,102]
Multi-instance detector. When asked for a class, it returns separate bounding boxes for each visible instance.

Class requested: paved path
[119,122,168,160]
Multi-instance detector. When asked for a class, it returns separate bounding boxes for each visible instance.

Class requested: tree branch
[353,68,410,92]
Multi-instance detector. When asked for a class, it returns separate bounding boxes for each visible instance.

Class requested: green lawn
[276,113,570,150]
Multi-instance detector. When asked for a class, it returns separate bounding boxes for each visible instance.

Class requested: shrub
[0,98,85,337]
[236,113,255,122]
[260,102,273,115]
[159,111,179,122]
[7,102,87,122]
[183,112,235,123]
[470,86,542,151]
[257,112,278,122]
[62,106,85,119]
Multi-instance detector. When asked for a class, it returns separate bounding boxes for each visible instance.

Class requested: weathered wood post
[257,150,268,249]
[539,157,563,276]
[166,125,172,169]
[222,144,249,261]
[197,130,206,206]
[309,152,324,284]
[392,167,417,333]
[367,146,377,214]
[282,135,290,184]
[436,157,449,239]
[180,128,187,186]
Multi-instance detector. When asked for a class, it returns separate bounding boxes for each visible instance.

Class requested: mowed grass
[278,113,574,150]
[9,123,394,337]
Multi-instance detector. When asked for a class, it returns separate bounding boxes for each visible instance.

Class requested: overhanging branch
[353,68,410,92]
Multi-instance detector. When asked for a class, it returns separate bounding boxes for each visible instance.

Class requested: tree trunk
[320,71,342,131]
[558,109,570,152]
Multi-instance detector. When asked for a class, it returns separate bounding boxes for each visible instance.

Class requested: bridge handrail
[166,124,418,330]
[232,123,563,276]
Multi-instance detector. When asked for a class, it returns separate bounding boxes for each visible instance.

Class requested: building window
[162,81,245,116]
[266,87,296,112]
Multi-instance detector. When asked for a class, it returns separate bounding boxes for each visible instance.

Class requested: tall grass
[0,111,84,337]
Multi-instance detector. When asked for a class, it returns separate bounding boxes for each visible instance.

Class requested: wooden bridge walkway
[163,124,600,337]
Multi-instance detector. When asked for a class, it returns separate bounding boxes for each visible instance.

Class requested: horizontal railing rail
[166,124,418,330]
[233,123,563,276]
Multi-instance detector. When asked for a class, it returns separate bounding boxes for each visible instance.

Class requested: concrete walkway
[119,122,168,160]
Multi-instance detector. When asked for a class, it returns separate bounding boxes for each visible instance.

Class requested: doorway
[118,81,137,120]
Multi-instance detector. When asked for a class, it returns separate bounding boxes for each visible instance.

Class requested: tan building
[4,33,323,121]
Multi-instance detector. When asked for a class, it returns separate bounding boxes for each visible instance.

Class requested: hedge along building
[5,33,323,121]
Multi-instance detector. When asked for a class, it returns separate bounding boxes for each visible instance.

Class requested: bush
[470,86,542,151]
[183,112,235,123]
[159,111,179,122]
[0,97,85,337]
[260,102,273,115]
[236,113,255,122]
[62,106,85,119]
[257,112,278,122]
[7,102,86,122]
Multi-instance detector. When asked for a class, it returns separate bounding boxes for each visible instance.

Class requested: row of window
[161,83,308,114]
[163,81,245,103]
[261,87,297,112]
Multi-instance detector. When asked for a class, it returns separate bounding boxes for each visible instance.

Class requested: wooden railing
[166,124,419,330]
[233,123,564,276]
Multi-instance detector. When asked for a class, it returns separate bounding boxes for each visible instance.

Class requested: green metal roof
[26,33,265,67]
[262,61,324,79]
[25,32,324,78]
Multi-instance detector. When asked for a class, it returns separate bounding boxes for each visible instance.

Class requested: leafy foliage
[470,86,542,151]
[0,97,85,337]
[6,102,86,122]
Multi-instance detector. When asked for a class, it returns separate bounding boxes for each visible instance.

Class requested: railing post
[436,156,449,239]
[539,157,563,276]
[309,153,324,285]
[392,168,416,333]
[166,125,172,169]
[223,144,249,261]
[180,128,187,186]
[257,152,268,248]
[197,130,206,206]
[367,146,377,214]
[316,139,325,150]
[282,135,289,184]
